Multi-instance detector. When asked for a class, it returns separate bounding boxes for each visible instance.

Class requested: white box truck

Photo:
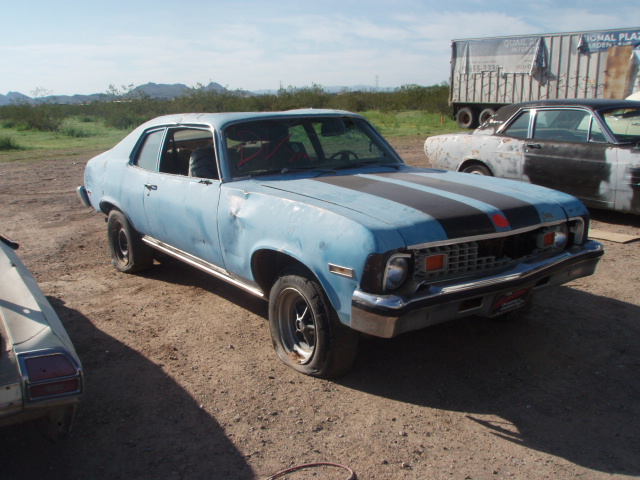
[450,27,640,128]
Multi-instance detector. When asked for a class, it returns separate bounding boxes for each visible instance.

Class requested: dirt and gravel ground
[1,137,639,480]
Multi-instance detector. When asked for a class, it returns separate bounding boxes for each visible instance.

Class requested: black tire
[269,267,359,378]
[107,210,153,273]
[40,406,76,441]
[479,108,496,125]
[456,107,477,129]
[461,163,491,176]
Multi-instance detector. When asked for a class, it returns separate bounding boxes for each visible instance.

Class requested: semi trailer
[450,27,640,128]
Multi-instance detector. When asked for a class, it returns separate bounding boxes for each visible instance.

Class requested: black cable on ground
[265,461,357,479]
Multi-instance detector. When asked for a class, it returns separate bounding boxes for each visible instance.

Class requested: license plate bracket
[491,286,531,315]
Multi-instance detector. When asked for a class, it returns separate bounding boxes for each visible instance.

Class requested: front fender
[218,186,405,325]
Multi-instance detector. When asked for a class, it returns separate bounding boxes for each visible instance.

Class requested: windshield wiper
[281,166,337,175]
[247,169,285,178]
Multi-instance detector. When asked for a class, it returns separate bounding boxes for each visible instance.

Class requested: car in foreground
[0,235,83,436]
[424,99,640,215]
[78,109,603,377]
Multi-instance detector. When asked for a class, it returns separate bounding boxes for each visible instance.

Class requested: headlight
[384,254,410,291]
[536,224,569,250]
[568,217,586,245]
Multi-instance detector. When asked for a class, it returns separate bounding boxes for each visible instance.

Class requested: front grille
[413,230,540,282]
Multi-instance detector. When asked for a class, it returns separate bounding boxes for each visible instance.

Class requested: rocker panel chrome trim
[142,236,265,298]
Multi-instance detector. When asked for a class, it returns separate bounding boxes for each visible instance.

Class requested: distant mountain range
[0,82,385,106]
[0,82,226,106]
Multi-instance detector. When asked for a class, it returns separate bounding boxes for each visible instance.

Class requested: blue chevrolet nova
[78,109,604,377]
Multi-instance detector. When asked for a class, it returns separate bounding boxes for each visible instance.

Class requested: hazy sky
[1,0,638,96]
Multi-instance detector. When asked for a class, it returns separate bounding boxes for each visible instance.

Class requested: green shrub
[60,125,94,138]
[0,135,21,150]
[0,82,453,134]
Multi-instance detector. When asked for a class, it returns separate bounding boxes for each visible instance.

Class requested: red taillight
[23,353,81,400]
[29,379,81,399]
[25,354,77,381]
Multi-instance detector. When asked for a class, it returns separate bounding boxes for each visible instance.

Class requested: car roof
[109,109,367,159]
[507,98,640,110]
[138,109,359,131]
[484,98,640,126]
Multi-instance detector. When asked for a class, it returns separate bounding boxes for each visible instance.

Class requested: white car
[0,235,83,437]
[425,99,640,215]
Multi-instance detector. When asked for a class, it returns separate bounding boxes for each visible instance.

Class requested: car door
[124,128,164,235]
[522,108,614,208]
[495,109,531,181]
[141,127,225,268]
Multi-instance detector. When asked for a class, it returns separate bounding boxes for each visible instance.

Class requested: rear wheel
[269,267,358,378]
[107,210,153,273]
[461,163,491,176]
[479,108,496,125]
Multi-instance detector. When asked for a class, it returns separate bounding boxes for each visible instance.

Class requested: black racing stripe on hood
[314,175,496,238]
[373,172,541,229]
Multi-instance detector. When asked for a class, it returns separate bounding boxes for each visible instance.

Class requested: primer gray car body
[425,99,640,215]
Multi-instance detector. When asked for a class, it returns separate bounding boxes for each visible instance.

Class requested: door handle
[526,143,542,149]
[144,184,158,191]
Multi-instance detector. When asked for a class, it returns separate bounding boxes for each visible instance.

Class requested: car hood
[259,167,586,246]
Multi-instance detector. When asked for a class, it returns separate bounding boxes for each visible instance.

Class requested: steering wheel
[329,150,359,162]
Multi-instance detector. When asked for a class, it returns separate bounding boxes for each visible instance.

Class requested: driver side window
[533,109,591,142]
[159,128,218,179]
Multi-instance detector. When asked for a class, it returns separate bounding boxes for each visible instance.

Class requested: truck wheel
[456,107,477,129]
[461,163,491,176]
[479,108,496,125]
[107,210,153,273]
[269,267,358,378]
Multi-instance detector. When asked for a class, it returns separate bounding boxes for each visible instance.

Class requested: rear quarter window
[502,110,531,138]
[134,130,164,171]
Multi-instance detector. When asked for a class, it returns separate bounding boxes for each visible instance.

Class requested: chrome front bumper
[350,240,604,338]
[76,186,91,208]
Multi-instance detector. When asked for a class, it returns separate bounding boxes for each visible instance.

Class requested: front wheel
[269,267,358,378]
[107,210,153,273]
[461,163,491,176]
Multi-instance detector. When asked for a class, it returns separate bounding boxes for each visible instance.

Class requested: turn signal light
[425,253,447,272]
[536,224,569,250]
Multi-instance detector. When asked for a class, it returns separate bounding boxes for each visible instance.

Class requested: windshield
[599,107,640,143]
[223,116,401,178]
